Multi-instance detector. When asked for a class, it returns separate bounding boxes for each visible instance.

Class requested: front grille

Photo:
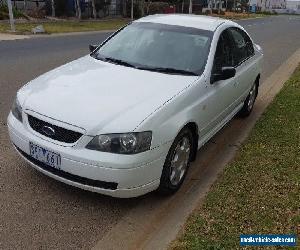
[15,146,118,190]
[28,115,83,143]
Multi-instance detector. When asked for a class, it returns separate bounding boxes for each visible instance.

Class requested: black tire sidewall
[158,128,194,194]
[239,82,258,117]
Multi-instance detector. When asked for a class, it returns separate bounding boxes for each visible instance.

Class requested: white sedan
[8,15,263,198]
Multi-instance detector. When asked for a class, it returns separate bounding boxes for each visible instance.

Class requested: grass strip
[0,19,128,34]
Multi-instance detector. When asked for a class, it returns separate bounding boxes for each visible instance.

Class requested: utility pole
[189,0,192,13]
[131,0,134,20]
[7,0,15,32]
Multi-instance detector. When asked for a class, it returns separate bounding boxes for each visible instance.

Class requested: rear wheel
[158,128,193,195]
[238,82,258,117]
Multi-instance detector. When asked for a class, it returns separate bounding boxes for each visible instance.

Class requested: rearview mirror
[211,67,236,84]
[89,44,98,53]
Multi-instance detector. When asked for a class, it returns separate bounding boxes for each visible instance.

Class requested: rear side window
[213,30,235,73]
[228,27,254,66]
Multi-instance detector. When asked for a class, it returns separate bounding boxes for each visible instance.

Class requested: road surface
[0,15,299,250]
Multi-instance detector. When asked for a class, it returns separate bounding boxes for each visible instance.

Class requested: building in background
[249,0,286,11]
[286,0,300,10]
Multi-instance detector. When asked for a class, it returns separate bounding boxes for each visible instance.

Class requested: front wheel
[238,82,258,117]
[157,128,193,195]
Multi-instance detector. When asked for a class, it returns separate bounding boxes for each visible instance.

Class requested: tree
[240,0,250,12]
[51,0,55,17]
[140,0,145,17]
[131,0,133,19]
[122,0,126,16]
[75,0,81,19]
[146,0,152,15]
[7,0,15,32]
[188,0,192,13]
[91,0,96,18]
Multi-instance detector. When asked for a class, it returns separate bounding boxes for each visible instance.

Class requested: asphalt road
[0,15,300,250]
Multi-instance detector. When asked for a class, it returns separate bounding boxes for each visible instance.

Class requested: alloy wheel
[247,84,257,111]
[169,137,191,186]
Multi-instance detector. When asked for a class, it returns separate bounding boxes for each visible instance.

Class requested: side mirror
[89,44,98,53]
[211,66,236,84]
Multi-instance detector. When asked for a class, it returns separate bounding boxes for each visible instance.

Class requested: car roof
[135,14,233,31]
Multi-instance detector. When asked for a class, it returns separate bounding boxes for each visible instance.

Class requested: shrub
[211,9,225,15]
[126,1,141,18]
[0,4,26,20]
[146,1,169,15]
[256,10,278,15]
[54,0,68,17]
[27,8,46,18]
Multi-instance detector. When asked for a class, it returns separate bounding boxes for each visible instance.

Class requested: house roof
[136,14,231,31]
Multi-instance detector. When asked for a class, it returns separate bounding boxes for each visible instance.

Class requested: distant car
[8,15,263,198]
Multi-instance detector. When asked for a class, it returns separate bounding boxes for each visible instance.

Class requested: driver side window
[212,30,234,74]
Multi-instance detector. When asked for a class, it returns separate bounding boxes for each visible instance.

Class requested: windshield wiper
[92,55,198,75]
[137,66,198,76]
[95,55,136,68]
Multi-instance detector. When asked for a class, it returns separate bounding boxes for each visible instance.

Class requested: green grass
[0,19,129,34]
[170,66,300,250]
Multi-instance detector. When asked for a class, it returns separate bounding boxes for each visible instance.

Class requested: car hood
[19,56,198,135]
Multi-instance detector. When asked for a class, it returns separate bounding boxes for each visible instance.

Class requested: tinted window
[213,30,234,73]
[243,31,255,56]
[92,22,213,75]
[228,28,254,66]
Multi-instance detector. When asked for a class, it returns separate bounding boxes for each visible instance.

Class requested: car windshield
[91,22,213,76]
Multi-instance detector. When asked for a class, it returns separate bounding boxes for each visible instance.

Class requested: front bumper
[7,112,171,198]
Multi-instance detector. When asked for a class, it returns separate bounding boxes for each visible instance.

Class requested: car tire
[238,81,258,117]
[157,128,194,195]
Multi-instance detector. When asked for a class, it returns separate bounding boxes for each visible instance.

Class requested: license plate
[29,142,61,169]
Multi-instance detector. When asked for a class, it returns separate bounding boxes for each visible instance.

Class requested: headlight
[86,131,152,154]
[11,97,23,123]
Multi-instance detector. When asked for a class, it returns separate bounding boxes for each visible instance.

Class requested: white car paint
[8,15,263,198]
[18,56,198,137]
